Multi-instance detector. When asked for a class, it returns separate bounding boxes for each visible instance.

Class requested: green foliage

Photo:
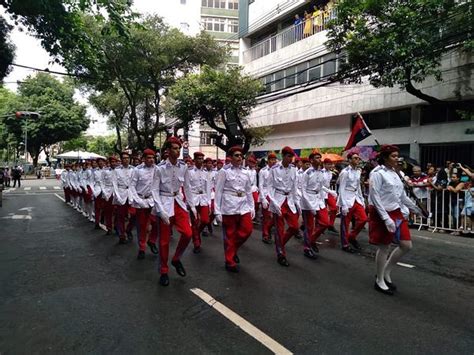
[326,0,473,109]
[0,73,89,165]
[0,17,15,81]
[84,135,116,156]
[64,14,228,150]
[169,66,265,153]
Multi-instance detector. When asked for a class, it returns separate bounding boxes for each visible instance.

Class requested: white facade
[239,0,474,165]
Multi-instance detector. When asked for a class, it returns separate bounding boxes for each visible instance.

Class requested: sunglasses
[352,157,360,160]
[233,153,243,157]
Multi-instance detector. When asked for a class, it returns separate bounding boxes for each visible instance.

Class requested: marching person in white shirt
[369,145,423,295]
[267,146,301,267]
[152,137,196,287]
[337,152,368,253]
[82,161,94,222]
[214,145,255,273]
[129,149,158,260]
[92,158,105,230]
[202,157,217,235]
[322,158,339,233]
[186,151,212,254]
[246,156,259,219]
[112,151,135,245]
[61,164,72,204]
[300,152,332,259]
[258,152,277,244]
[101,157,117,235]
[70,163,82,211]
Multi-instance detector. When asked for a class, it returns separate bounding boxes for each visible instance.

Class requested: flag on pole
[344,113,372,151]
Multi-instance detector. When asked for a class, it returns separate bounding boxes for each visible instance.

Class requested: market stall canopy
[56,150,106,160]
[321,153,344,163]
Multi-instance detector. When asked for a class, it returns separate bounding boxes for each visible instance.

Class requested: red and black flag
[344,113,372,151]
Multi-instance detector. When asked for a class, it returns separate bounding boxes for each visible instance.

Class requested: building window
[296,62,308,84]
[274,70,285,91]
[420,106,463,125]
[285,66,296,88]
[228,19,239,33]
[202,0,226,8]
[228,0,239,10]
[202,17,226,32]
[360,108,412,130]
[200,131,215,145]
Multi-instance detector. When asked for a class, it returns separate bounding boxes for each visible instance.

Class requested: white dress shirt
[92,168,103,197]
[69,170,81,192]
[258,165,271,203]
[112,165,134,205]
[337,165,364,209]
[267,163,300,214]
[60,170,69,189]
[369,165,418,221]
[101,167,114,200]
[83,168,93,189]
[152,159,194,217]
[301,167,326,211]
[296,168,305,198]
[185,166,211,207]
[248,168,258,193]
[129,164,155,208]
[321,169,334,199]
[214,164,254,216]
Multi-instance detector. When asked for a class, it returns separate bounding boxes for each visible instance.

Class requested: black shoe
[374,281,394,295]
[137,250,145,260]
[94,224,100,230]
[118,238,128,245]
[233,255,240,264]
[262,238,272,244]
[385,279,397,291]
[193,246,201,254]
[304,249,318,260]
[159,274,169,286]
[171,260,186,277]
[105,230,112,236]
[342,246,356,253]
[277,255,290,267]
[201,231,209,237]
[349,239,362,250]
[294,232,303,240]
[225,264,239,273]
[328,226,338,234]
[147,242,158,255]
[126,231,133,241]
[311,244,319,253]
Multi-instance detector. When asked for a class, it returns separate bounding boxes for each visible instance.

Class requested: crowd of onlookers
[293,1,336,39]
[0,166,24,188]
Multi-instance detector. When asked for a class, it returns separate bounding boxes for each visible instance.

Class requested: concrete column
[410,106,421,162]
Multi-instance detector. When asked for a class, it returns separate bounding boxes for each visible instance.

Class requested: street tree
[169,66,266,154]
[1,73,89,166]
[63,15,228,151]
[0,0,132,80]
[326,0,474,111]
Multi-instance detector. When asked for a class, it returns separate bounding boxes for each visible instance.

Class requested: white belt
[305,189,320,195]
[345,187,357,192]
[160,190,179,197]
[224,188,245,197]
[275,188,290,196]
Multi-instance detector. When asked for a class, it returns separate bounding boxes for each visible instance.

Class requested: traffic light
[15,111,40,119]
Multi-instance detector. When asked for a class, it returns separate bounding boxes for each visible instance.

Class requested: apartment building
[239,0,474,167]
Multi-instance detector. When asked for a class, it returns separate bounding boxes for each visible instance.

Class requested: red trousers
[126,207,136,234]
[252,191,259,217]
[302,208,330,250]
[83,186,93,203]
[64,188,71,203]
[326,194,337,227]
[136,207,157,251]
[191,205,210,248]
[94,195,104,225]
[102,196,114,231]
[273,199,299,257]
[340,202,368,247]
[115,203,129,239]
[222,213,253,267]
[158,202,193,274]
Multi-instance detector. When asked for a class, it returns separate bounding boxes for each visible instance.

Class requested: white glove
[341,206,349,216]
[215,214,222,223]
[190,206,198,220]
[384,218,396,233]
[261,199,269,210]
[251,209,256,220]
[412,206,422,216]
[329,190,337,198]
[159,211,170,225]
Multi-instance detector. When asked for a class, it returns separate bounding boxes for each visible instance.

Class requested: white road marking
[54,193,65,202]
[39,186,47,190]
[190,288,293,355]
[4,188,16,192]
[53,186,60,190]
[1,214,32,220]
[24,187,31,191]
[397,262,415,269]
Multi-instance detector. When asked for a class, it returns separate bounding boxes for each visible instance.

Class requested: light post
[15,111,40,166]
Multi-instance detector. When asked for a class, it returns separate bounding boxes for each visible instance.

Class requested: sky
[1,0,187,137]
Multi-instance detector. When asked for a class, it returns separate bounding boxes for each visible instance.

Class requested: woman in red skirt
[368,145,422,295]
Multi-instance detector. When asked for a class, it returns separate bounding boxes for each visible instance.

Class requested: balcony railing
[243,9,337,64]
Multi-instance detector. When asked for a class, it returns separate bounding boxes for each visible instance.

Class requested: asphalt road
[1,185,473,354]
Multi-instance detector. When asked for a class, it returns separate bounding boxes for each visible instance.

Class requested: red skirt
[368,206,411,245]
[83,186,93,203]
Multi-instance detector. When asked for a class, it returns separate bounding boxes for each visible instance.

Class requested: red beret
[204,157,213,163]
[225,157,231,163]
[247,157,257,164]
[143,148,156,156]
[379,144,400,155]
[323,158,332,163]
[108,156,117,161]
[281,146,295,156]
[267,152,277,159]
[217,159,224,164]
[302,157,309,163]
[228,145,243,155]
[294,157,301,162]
[166,136,182,148]
[95,157,105,162]
[193,151,204,158]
